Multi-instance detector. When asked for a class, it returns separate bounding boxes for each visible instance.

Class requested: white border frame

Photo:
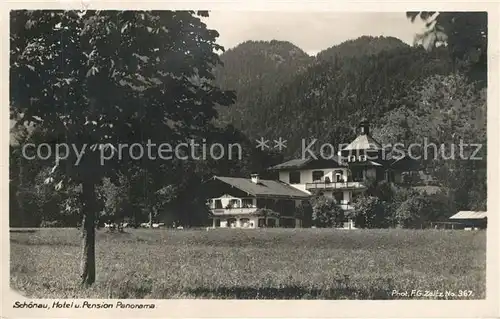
[2,1,499,318]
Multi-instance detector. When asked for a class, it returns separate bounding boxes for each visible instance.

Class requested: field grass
[10,228,486,299]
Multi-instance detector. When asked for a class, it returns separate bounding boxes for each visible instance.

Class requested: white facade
[208,194,256,210]
[208,194,301,229]
[207,164,375,229]
[213,215,290,229]
[217,216,260,228]
[277,168,362,210]
[278,168,351,192]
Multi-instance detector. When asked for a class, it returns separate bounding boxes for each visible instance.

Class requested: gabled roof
[268,158,312,170]
[268,156,343,171]
[449,211,487,220]
[348,160,384,167]
[342,134,383,151]
[212,176,310,198]
[386,151,421,170]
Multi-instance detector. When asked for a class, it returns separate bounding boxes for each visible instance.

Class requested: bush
[351,196,387,229]
[253,208,280,218]
[394,190,455,228]
[40,220,64,228]
[311,196,344,228]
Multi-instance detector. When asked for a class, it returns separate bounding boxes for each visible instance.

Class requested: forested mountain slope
[215,37,453,157]
[316,35,409,61]
[213,40,313,129]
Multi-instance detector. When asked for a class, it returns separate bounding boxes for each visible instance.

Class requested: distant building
[205,175,309,228]
[268,119,419,228]
[269,157,358,210]
[338,118,420,184]
[206,119,420,229]
[448,211,487,230]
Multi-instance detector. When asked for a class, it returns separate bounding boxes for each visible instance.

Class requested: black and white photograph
[4,3,498,315]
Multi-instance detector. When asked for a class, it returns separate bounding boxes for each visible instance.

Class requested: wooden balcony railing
[210,207,258,215]
[305,181,366,190]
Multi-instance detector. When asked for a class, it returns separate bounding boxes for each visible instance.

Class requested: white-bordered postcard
[2,1,499,318]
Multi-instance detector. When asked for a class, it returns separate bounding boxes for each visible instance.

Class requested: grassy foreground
[10,228,486,299]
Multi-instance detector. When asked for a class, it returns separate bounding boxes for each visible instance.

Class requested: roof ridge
[212,175,310,198]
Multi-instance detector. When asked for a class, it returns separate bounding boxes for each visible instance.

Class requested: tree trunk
[16,156,25,227]
[80,180,96,286]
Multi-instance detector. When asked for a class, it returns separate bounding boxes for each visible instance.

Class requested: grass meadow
[10,228,486,299]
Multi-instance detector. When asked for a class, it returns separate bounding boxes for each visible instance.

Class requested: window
[289,171,301,184]
[335,170,343,182]
[214,219,221,227]
[359,155,367,162]
[242,198,253,208]
[352,169,364,182]
[312,170,324,182]
[348,155,356,162]
[214,200,222,209]
[334,192,343,203]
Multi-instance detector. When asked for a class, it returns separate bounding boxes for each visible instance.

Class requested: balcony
[305,181,367,191]
[210,207,258,216]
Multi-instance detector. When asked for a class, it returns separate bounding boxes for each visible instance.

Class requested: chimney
[359,118,370,135]
[250,173,260,184]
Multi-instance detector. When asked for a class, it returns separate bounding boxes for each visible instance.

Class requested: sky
[204,12,427,56]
